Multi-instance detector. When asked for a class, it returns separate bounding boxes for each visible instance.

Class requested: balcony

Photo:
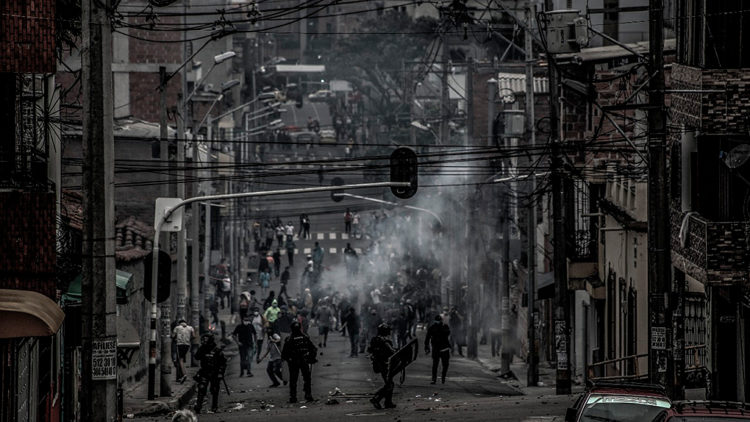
[671,209,750,285]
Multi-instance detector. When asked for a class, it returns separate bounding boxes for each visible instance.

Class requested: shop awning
[62,270,132,304]
[0,289,65,338]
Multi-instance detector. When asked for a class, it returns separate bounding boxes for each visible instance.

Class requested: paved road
[131,329,571,421]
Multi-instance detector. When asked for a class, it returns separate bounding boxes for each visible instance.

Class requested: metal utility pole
[80,0,117,418]
[157,66,172,398]
[545,0,572,395]
[525,4,539,387]
[647,0,673,396]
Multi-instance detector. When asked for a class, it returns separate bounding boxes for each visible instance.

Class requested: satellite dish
[721,144,750,169]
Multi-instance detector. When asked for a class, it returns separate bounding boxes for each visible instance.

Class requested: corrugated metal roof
[557,38,676,64]
[496,72,549,94]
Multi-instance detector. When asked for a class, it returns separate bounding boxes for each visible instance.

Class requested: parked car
[308,89,334,101]
[665,401,750,420]
[566,381,672,422]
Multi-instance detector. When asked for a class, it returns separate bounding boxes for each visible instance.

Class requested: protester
[231,318,256,377]
[172,319,195,383]
[425,315,452,384]
[257,333,286,388]
[341,306,360,357]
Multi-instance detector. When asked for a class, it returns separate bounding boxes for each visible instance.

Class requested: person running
[425,315,452,384]
[257,333,286,387]
[281,321,317,403]
[232,318,256,377]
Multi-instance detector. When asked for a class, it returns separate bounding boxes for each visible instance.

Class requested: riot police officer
[281,321,317,403]
[368,323,396,409]
[194,333,227,414]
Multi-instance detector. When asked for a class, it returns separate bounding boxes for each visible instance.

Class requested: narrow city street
[131,326,570,421]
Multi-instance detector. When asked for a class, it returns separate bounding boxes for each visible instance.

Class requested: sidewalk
[123,309,239,417]
[474,341,581,397]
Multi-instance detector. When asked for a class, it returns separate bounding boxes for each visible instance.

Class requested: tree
[324,11,439,125]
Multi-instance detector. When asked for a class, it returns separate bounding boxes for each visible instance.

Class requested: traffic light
[390,147,418,199]
[143,250,172,303]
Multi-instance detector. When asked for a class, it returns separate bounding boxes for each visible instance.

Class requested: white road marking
[329,232,337,240]
[329,248,337,254]
[316,233,325,240]
[303,248,311,254]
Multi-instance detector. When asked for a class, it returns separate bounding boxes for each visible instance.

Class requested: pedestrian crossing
[263,156,359,170]
[292,246,362,255]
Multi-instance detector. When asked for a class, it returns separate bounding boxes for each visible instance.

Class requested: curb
[132,381,197,417]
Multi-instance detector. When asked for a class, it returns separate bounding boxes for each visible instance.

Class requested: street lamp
[185,51,237,105]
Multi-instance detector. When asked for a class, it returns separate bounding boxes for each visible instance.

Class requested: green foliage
[324,11,438,120]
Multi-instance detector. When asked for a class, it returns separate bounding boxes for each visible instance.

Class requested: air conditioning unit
[544,10,589,54]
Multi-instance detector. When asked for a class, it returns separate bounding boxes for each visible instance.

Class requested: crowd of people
[183,207,477,414]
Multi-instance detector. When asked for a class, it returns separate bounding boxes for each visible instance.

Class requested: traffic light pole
[147,181,412,395]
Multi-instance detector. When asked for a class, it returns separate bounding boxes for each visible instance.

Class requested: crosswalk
[273,232,363,255]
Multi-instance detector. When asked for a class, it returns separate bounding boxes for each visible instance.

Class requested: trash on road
[326,398,340,405]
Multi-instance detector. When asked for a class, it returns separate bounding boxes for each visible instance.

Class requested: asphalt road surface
[132,327,571,421]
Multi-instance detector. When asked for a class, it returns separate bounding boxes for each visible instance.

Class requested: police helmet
[200,332,215,345]
[377,323,391,336]
[291,320,302,333]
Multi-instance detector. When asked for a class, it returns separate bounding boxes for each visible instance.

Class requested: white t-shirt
[172,323,194,346]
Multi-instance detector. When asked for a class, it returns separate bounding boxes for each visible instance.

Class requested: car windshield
[671,418,750,421]
[580,394,671,422]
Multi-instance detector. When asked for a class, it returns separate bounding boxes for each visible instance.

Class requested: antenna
[721,144,750,169]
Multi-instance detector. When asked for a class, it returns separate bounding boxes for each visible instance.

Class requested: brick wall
[672,64,750,133]
[670,208,750,285]
[127,15,181,64]
[0,191,57,298]
[0,0,56,73]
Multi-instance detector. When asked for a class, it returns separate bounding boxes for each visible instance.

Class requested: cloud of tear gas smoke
[311,161,519,354]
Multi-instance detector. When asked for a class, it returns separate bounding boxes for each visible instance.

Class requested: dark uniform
[194,334,227,414]
[425,315,451,384]
[368,324,396,409]
[281,321,317,403]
